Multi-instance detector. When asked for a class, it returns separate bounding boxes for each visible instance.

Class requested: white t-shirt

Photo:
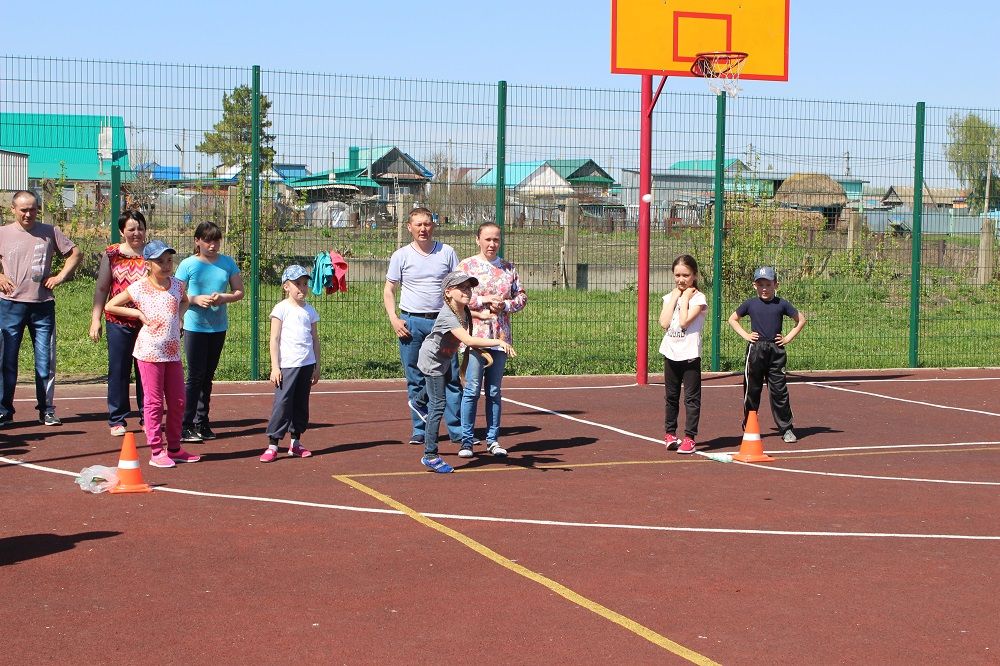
[270,299,319,368]
[658,291,707,361]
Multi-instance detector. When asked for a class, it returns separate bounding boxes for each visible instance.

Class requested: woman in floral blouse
[456,222,527,457]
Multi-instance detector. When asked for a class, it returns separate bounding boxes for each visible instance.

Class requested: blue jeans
[422,373,449,457]
[398,313,461,442]
[106,321,144,427]
[461,350,507,446]
[0,299,56,419]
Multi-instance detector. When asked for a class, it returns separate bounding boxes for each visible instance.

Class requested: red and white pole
[636,74,653,385]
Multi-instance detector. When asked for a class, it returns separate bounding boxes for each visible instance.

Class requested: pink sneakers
[167,448,201,463]
[149,452,175,468]
[259,448,278,463]
[288,444,312,458]
[664,433,680,450]
[677,437,697,454]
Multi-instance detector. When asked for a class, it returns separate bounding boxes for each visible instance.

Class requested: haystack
[774,173,848,208]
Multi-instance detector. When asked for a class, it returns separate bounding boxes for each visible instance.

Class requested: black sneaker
[180,427,203,443]
[40,412,61,426]
[0,414,13,427]
[197,423,217,440]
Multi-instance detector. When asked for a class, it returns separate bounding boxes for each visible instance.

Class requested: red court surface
[2,369,998,664]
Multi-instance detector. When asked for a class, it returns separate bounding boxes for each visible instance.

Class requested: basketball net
[690,51,748,97]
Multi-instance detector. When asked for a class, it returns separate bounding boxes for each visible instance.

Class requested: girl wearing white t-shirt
[657,255,707,455]
[260,265,320,462]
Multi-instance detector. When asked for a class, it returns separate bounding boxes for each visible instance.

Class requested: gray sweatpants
[265,364,314,441]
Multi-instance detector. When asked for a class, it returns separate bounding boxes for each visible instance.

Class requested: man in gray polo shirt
[382,207,462,446]
[0,190,82,426]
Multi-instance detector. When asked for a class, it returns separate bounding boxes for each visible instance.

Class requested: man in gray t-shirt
[0,191,82,426]
[382,207,462,445]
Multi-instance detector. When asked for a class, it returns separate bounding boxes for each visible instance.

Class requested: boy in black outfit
[728,266,807,443]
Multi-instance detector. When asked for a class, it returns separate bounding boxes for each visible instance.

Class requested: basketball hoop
[690,51,748,97]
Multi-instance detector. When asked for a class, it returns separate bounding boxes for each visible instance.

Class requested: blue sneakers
[421,456,453,473]
[408,400,428,423]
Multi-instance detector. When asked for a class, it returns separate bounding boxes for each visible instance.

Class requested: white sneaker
[486,441,507,457]
[782,430,797,443]
[458,448,474,458]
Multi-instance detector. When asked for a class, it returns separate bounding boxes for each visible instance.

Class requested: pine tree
[196,85,276,179]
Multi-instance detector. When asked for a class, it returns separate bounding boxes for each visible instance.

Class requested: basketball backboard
[611,0,789,81]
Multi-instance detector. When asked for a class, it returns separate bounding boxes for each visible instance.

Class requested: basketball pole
[637,74,666,385]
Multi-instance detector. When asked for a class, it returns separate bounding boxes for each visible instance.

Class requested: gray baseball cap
[281,264,310,283]
[753,266,777,282]
[441,270,479,294]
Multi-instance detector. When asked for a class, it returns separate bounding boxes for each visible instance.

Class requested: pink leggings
[136,360,185,455]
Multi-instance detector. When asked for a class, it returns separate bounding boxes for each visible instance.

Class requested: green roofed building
[0,112,130,182]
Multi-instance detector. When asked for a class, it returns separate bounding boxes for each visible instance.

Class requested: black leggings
[183,330,227,427]
[664,357,702,438]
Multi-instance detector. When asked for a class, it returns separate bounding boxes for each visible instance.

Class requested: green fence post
[909,102,925,368]
[110,165,121,244]
[495,80,507,258]
[710,93,727,372]
[250,65,262,380]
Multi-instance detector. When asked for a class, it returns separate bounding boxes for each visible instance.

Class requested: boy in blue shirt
[728,266,807,443]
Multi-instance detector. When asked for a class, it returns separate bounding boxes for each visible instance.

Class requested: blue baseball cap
[753,266,777,282]
[281,264,310,283]
[143,239,176,260]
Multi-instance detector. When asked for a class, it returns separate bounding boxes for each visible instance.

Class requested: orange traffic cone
[731,410,775,463]
[109,432,152,494]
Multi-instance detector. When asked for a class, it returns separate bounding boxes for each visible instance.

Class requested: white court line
[3,456,997,541]
[728,459,1000,486]
[810,382,1000,417]
[23,373,1000,403]
[810,376,1000,384]
[18,382,641,402]
[502,397,663,445]
[763,440,1000,454]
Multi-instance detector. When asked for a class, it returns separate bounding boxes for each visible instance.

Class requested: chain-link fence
[2,56,998,379]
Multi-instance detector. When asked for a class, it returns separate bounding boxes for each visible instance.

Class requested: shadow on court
[0,531,123,566]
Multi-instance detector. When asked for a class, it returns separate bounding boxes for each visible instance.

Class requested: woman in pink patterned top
[105,240,199,469]
[456,222,527,457]
[89,210,148,436]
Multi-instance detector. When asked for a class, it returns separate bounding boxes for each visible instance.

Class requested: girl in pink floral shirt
[456,222,527,457]
[105,240,198,468]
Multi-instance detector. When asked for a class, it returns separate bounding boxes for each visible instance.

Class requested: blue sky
[6,0,999,109]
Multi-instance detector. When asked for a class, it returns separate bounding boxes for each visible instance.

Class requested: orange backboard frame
[611,0,790,81]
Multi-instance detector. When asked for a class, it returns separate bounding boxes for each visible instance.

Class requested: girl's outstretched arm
[450,327,516,357]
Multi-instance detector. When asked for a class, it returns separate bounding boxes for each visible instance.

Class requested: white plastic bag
[75,465,119,494]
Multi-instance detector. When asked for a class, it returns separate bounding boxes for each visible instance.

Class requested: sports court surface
[2,368,998,664]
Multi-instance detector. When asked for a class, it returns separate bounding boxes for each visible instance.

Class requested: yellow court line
[345,457,700,478]
[334,474,720,665]
[343,444,1000,479]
